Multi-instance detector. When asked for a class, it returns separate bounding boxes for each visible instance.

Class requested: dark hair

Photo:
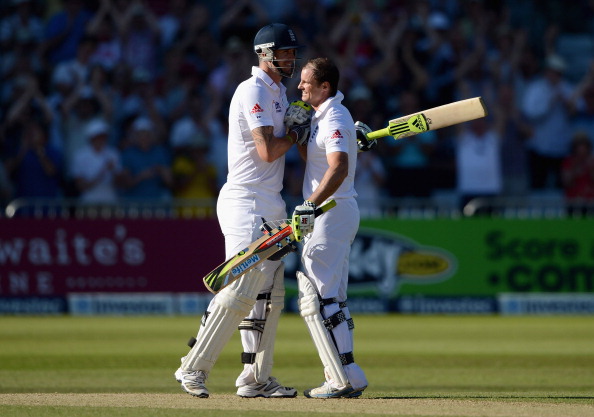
[305,57,339,97]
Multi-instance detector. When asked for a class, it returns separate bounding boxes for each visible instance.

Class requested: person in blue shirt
[4,118,63,200]
[119,117,173,200]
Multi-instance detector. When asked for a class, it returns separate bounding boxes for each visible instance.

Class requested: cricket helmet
[254,23,303,78]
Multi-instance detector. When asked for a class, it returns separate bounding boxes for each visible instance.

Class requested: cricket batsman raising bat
[355,97,488,151]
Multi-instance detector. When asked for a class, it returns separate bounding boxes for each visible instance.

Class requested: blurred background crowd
[1,0,594,217]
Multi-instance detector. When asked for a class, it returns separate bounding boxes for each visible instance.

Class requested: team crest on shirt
[273,100,282,113]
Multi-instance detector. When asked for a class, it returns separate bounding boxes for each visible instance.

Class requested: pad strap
[323,310,347,330]
[242,352,256,364]
[238,318,266,332]
[321,299,354,330]
[339,351,355,365]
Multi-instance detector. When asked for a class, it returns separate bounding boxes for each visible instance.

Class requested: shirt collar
[314,90,344,119]
[252,66,281,92]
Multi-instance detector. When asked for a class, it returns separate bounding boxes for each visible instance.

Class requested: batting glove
[355,121,377,152]
[292,200,316,242]
[284,100,313,127]
[289,123,311,146]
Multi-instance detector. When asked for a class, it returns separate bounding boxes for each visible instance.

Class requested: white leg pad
[297,271,349,387]
[253,263,285,383]
[181,269,266,372]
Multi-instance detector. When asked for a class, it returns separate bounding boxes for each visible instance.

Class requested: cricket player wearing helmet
[293,57,368,398]
[175,23,311,398]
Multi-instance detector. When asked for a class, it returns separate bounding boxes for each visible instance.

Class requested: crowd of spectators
[1,0,594,217]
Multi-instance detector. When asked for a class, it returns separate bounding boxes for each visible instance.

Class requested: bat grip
[366,127,390,140]
[313,199,336,217]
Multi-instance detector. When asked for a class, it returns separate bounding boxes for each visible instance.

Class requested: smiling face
[298,65,329,109]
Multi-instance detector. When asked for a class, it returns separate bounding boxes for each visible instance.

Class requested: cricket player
[175,23,311,398]
[292,57,369,398]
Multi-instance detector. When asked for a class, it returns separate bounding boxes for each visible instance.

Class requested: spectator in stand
[171,133,218,218]
[3,118,63,200]
[570,62,594,139]
[455,116,502,214]
[86,0,123,72]
[116,67,167,139]
[60,83,113,194]
[169,91,217,151]
[522,53,575,189]
[46,64,76,155]
[41,0,93,65]
[119,117,173,201]
[72,118,122,204]
[383,90,438,198]
[118,2,161,79]
[492,83,533,197]
[355,148,386,218]
[0,160,13,209]
[0,0,44,49]
[52,35,98,89]
[156,0,190,50]
[561,132,594,207]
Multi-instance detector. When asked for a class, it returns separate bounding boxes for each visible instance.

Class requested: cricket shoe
[303,381,366,399]
[236,376,297,398]
[179,370,210,398]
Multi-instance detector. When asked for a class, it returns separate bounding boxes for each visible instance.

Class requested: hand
[285,100,312,146]
[284,100,312,128]
[289,123,311,146]
[292,200,316,242]
[355,121,377,152]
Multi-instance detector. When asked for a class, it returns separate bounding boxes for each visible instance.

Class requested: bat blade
[367,97,487,140]
[202,199,336,294]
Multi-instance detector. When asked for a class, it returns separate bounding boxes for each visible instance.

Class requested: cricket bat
[202,199,336,294]
[367,97,487,140]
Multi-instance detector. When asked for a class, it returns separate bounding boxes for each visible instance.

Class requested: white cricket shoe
[179,370,209,398]
[303,381,366,398]
[236,376,297,398]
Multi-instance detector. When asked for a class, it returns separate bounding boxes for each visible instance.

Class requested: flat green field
[0,314,593,416]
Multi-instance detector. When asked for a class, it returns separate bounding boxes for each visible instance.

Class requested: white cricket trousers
[214,183,286,386]
[301,197,359,300]
[301,197,368,389]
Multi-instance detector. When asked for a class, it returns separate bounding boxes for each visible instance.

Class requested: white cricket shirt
[226,66,288,193]
[303,91,358,200]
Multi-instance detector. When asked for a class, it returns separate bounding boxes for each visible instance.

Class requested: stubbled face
[272,48,297,77]
[298,66,326,108]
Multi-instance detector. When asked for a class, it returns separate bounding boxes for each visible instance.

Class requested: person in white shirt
[72,118,122,203]
[292,57,368,398]
[175,23,310,399]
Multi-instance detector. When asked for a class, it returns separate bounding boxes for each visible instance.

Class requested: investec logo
[232,254,260,276]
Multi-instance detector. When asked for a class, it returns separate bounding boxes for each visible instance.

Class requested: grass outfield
[0,314,593,417]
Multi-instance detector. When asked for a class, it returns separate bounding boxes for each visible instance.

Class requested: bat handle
[366,127,390,140]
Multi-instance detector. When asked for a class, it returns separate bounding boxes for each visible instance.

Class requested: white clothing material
[301,198,359,300]
[303,91,358,200]
[72,145,121,203]
[456,129,502,194]
[226,66,289,194]
[211,66,290,386]
[522,77,574,157]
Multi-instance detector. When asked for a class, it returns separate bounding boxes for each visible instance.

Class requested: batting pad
[297,271,349,387]
[182,269,266,372]
[253,263,285,383]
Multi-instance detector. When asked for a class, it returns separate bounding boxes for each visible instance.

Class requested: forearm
[253,126,293,162]
[307,156,348,206]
